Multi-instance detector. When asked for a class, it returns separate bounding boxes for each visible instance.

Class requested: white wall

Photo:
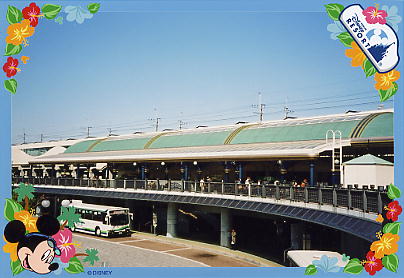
[343,164,394,188]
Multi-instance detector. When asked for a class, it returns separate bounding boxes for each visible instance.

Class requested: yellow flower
[5,19,35,46]
[3,236,18,262]
[370,233,400,259]
[14,210,38,233]
[374,70,400,90]
[375,214,384,223]
[345,42,366,68]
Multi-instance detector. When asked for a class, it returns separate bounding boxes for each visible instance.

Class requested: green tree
[13,183,35,210]
[82,249,100,266]
[57,206,81,230]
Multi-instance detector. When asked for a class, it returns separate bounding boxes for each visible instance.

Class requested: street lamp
[41,199,51,208]
[161,162,165,166]
[61,199,71,207]
[193,161,198,166]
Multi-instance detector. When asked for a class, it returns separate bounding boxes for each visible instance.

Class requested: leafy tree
[83,249,100,266]
[13,183,35,210]
[57,206,81,230]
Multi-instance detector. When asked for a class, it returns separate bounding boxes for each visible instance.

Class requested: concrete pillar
[220,208,231,248]
[224,162,230,183]
[309,162,315,187]
[238,163,243,181]
[166,203,177,238]
[141,165,146,180]
[290,223,304,249]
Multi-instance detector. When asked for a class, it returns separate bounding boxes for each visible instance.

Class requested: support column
[224,162,230,183]
[220,208,231,248]
[166,203,177,238]
[309,162,316,187]
[290,223,304,249]
[238,163,243,181]
[141,165,146,180]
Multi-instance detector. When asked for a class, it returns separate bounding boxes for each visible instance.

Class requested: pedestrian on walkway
[230,229,237,249]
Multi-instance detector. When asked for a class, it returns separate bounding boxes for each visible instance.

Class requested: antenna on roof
[149,108,161,132]
[179,112,186,130]
[87,126,93,138]
[252,92,266,122]
[283,97,295,119]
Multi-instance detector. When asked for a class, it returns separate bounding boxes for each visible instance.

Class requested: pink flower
[52,229,76,263]
[362,6,388,24]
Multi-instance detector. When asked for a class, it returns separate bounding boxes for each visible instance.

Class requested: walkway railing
[12,177,390,215]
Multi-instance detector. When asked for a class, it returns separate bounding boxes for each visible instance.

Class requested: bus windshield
[110,213,129,226]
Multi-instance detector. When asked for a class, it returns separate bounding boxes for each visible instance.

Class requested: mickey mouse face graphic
[4,215,61,275]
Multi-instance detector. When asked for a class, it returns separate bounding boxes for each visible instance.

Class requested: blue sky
[4,0,397,143]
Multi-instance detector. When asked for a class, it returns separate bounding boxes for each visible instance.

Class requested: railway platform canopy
[13,109,393,187]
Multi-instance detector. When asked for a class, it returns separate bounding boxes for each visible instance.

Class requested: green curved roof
[230,120,360,144]
[90,137,153,152]
[63,111,393,154]
[358,112,393,138]
[64,139,100,153]
[149,130,232,149]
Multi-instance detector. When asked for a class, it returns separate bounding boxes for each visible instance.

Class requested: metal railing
[12,177,390,214]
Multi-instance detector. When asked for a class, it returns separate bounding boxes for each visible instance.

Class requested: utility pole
[23,130,26,144]
[40,133,43,143]
[107,128,113,136]
[252,92,266,122]
[87,126,93,138]
[179,120,185,130]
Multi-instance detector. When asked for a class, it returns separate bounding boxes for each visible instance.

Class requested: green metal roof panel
[149,131,232,149]
[359,113,393,138]
[230,120,361,144]
[64,140,100,153]
[343,154,393,165]
[90,138,152,152]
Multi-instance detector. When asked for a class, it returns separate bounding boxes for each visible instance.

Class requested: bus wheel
[95,227,101,237]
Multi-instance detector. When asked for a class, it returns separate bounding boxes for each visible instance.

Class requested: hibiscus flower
[14,210,38,233]
[3,57,20,78]
[385,200,402,221]
[363,251,383,275]
[3,236,18,262]
[345,42,366,67]
[5,19,35,46]
[374,70,400,90]
[370,232,400,259]
[22,3,42,27]
[52,228,77,263]
[363,6,388,24]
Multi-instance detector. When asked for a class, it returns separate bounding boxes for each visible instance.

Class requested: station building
[13,109,394,187]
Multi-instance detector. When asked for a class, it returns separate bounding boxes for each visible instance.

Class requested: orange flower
[21,56,30,64]
[370,233,400,259]
[3,236,18,262]
[375,214,384,223]
[5,19,35,46]
[374,70,400,90]
[14,210,38,233]
[345,42,366,67]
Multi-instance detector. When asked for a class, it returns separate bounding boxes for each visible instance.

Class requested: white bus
[68,200,132,237]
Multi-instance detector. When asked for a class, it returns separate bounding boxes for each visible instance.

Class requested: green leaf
[64,257,84,274]
[4,44,22,56]
[6,6,22,24]
[84,248,100,266]
[88,3,101,14]
[382,254,399,273]
[10,259,24,275]
[383,222,401,235]
[305,264,318,275]
[343,258,364,274]
[387,183,401,199]
[42,4,62,20]
[4,79,17,94]
[324,3,345,21]
[4,198,23,221]
[363,59,377,78]
[379,82,398,102]
[337,32,353,47]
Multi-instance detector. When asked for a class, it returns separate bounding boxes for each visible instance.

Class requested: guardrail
[12,177,390,214]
